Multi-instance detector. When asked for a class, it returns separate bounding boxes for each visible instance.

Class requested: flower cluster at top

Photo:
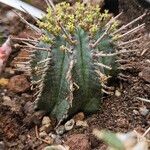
[37,2,119,42]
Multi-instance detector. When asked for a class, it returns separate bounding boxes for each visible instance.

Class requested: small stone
[133,110,139,115]
[0,141,5,150]
[64,119,75,131]
[45,136,54,144]
[42,116,51,126]
[39,131,47,138]
[139,106,149,116]
[65,134,90,150]
[40,117,53,133]
[73,112,85,122]
[76,121,89,128]
[23,101,34,114]
[115,90,121,97]
[7,75,30,93]
[56,125,65,135]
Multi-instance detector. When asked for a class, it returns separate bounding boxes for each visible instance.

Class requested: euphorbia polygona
[0,37,12,74]
[16,2,146,124]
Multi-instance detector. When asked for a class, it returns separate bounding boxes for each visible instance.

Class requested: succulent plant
[29,2,121,123]
[11,2,145,124]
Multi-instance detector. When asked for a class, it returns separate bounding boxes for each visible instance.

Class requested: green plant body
[31,2,120,123]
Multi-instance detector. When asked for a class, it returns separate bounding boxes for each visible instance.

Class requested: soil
[0,0,150,150]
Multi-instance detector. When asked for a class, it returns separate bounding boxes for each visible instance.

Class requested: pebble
[42,116,51,126]
[65,134,90,150]
[139,106,149,116]
[23,101,34,114]
[40,116,53,133]
[133,109,139,115]
[115,90,121,97]
[7,75,30,93]
[76,120,89,128]
[64,119,75,131]
[73,112,85,122]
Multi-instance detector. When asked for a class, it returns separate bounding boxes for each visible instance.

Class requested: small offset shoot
[93,129,149,150]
